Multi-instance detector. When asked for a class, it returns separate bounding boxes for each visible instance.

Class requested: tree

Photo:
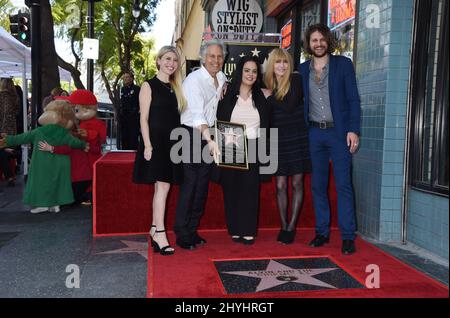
[52,0,86,89]
[52,0,161,116]
[40,0,61,100]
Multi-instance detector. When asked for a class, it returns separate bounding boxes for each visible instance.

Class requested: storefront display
[328,0,356,60]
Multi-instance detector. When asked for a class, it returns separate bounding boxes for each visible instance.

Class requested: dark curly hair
[303,23,337,55]
[228,55,262,98]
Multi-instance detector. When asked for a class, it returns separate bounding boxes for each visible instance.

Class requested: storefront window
[410,0,449,195]
[328,0,356,60]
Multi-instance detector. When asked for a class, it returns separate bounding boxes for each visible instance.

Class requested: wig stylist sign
[212,0,263,33]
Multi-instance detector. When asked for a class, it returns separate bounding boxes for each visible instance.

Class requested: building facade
[173,0,449,261]
[173,0,206,76]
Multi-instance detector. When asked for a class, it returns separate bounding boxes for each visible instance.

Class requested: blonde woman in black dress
[264,48,311,244]
[133,46,186,255]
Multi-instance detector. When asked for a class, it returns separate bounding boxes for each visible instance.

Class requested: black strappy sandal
[152,229,175,256]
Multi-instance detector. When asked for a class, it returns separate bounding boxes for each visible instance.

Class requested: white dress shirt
[181,65,227,128]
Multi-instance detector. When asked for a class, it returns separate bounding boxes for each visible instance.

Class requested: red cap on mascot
[68,89,97,106]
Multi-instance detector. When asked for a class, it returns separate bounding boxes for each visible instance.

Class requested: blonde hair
[157,46,187,113]
[264,48,293,101]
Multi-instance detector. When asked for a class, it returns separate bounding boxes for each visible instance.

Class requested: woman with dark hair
[215,55,271,244]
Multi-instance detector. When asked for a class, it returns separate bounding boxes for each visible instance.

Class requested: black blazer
[216,87,271,130]
[211,87,273,183]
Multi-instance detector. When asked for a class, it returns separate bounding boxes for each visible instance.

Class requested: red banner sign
[328,0,355,29]
[281,20,292,49]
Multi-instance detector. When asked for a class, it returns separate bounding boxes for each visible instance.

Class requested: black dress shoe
[342,240,355,255]
[231,236,241,243]
[240,237,255,245]
[309,235,330,247]
[278,229,296,244]
[176,239,196,250]
[193,233,207,245]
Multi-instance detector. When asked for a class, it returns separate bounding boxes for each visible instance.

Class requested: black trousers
[174,126,212,242]
[221,162,260,237]
[0,149,13,179]
[120,113,139,150]
[72,180,91,204]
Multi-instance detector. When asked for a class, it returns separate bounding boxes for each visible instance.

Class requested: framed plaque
[215,120,248,170]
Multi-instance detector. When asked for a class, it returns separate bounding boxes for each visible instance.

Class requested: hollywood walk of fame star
[97,240,148,260]
[222,259,339,292]
[251,48,261,57]
[222,128,242,147]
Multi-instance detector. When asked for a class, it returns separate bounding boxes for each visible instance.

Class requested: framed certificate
[215,120,249,170]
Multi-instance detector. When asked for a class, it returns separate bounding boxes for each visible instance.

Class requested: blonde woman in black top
[133,46,186,255]
[264,48,311,244]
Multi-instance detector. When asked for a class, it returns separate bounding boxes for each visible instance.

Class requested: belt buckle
[319,121,327,129]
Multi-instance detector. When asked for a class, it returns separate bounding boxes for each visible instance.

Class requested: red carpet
[147,229,448,298]
[93,152,338,236]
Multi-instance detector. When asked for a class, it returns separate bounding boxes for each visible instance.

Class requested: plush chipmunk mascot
[0,100,87,213]
[67,90,107,168]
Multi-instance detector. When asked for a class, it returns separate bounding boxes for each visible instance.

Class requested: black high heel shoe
[277,229,289,243]
[284,229,296,244]
[278,229,296,244]
[152,230,174,256]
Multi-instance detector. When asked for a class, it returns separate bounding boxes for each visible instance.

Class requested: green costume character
[1,100,87,213]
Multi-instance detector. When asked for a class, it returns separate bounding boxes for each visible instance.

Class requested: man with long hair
[300,24,361,255]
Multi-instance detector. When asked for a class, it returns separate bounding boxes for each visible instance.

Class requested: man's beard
[312,47,328,58]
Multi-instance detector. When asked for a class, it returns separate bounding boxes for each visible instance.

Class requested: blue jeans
[308,127,356,240]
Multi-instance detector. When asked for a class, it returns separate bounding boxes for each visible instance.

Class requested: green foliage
[52,0,161,107]
[0,0,13,31]
[129,35,158,85]
[60,81,75,92]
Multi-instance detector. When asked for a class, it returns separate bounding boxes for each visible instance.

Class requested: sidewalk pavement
[0,176,147,298]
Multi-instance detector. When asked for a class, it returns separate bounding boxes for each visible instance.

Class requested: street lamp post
[25,0,41,129]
